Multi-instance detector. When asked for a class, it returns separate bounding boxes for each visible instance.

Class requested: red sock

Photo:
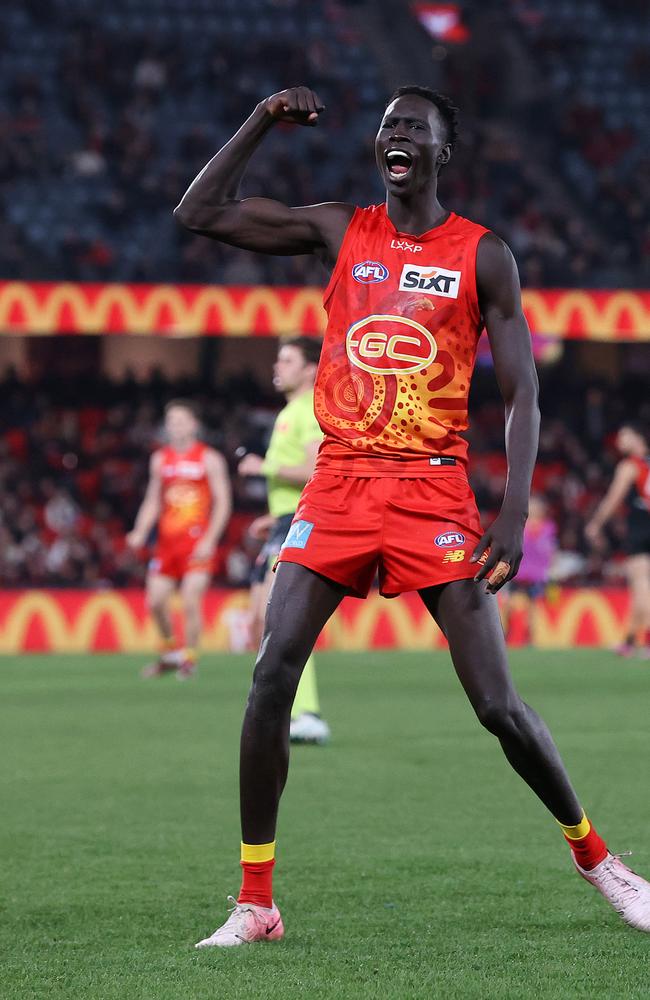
[238,858,275,908]
[565,824,608,871]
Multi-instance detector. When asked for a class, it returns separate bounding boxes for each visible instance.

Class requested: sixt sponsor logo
[435,531,466,547]
[391,239,422,253]
[399,264,461,298]
[352,260,389,283]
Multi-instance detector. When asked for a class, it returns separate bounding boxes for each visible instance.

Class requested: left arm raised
[471,233,540,592]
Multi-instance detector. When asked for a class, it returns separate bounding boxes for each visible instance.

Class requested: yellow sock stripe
[557,812,591,840]
[241,840,276,864]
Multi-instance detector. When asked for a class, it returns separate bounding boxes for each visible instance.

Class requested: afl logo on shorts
[352,261,389,283]
[435,531,466,547]
[346,314,437,375]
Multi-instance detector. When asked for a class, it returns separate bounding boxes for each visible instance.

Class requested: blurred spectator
[0,0,646,286]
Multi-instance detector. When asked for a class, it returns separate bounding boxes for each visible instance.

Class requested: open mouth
[385,148,413,181]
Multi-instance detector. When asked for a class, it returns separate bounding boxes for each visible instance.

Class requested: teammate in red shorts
[176,86,650,945]
[127,400,231,678]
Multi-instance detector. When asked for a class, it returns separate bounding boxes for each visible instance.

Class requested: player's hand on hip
[126,530,145,551]
[261,87,325,126]
[584,520,604,548]
[470,512,525,594]
[192,536,215,562]
[238,453,265,477]
[249,513,276,541]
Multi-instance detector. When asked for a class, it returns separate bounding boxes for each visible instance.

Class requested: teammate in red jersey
[126,400,232,678]
[175,86,650,945]
[586,422,650,658]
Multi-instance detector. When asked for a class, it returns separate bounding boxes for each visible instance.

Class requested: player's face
[616,426,645,455]
[165,406,198,445]
[375,95,450,197]
[273,345,314,394]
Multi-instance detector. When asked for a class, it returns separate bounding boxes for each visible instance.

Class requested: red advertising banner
[0,282,648,340]
[0,588,631,654]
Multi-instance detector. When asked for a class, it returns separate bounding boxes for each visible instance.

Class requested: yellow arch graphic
[0,283,648,339]
[0,283,328,337]
[0,592,158,652]
[324,595,444,651]
[532,591,626,648]
[522,290,650,340]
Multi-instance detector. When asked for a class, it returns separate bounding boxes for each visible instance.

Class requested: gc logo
[345,314,437,375]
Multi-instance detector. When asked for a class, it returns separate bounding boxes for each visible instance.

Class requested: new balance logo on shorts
[282,520,314,550]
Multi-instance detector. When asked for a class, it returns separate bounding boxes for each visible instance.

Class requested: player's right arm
[126,452,163,550]
[173,88,354,263]
[585,459,638,544]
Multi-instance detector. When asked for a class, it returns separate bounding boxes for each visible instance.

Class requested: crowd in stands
[0,0,647,289]
[1,359,646,589]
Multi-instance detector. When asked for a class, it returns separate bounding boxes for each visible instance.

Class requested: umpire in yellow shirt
[238,336,330,744]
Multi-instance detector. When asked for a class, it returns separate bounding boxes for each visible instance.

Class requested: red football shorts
[149,537,213,581]
[276,471,483,598]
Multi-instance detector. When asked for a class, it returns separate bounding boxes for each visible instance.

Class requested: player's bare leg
[178,569,211,677]
[241,562,344,842]
[421,578,582,820]
[196,562,344,948]
[250,565,330,743]
[142,573,178,677]
[619,554,650,657]
[248,579,268,651]
[421,577,650,931]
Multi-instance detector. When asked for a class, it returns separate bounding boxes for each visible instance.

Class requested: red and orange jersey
[157,442,212,542]
[314,204,489,475]
[629,455,650,512]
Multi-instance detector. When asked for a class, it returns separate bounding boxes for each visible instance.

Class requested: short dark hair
[388,86,459,152]
[281,336,322,366]
[620,420,648,442]
[164,398,200,420]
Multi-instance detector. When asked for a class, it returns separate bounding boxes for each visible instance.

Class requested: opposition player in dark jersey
[175,86,650,945]
[586,422,650,658]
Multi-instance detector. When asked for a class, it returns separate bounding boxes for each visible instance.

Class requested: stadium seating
[1,0,647,287]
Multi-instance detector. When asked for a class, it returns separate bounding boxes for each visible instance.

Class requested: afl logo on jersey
[352,260,389,284]
[435,531,466,547]
[346,314,437,376]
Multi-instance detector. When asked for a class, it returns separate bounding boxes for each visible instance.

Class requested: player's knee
[247,661,296,721]
[475,699,527,739]
[147,591,167,615]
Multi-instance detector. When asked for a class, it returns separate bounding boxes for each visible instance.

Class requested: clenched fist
[261,87,325,126]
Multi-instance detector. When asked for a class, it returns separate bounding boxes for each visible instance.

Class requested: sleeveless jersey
[158,442,212,542]
[629,455,650,514]
[314,204,489,475]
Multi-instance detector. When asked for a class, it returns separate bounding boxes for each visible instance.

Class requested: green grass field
[2,649,649,999]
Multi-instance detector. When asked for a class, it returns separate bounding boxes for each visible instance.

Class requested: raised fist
[262,87,325,126]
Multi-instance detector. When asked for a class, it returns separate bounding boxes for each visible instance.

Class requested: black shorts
[250,512,295,585]
[625,513,650,557]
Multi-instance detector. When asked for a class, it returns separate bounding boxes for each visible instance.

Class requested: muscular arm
[173,88,354,263]
[201,450,233,548]
[472,233,540,589]
[127,453,162,547]
[586,460,637,535]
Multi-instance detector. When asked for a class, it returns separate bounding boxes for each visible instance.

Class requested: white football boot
[195,896,284,948]
[574,852,650,931]
[289,712,331,745]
